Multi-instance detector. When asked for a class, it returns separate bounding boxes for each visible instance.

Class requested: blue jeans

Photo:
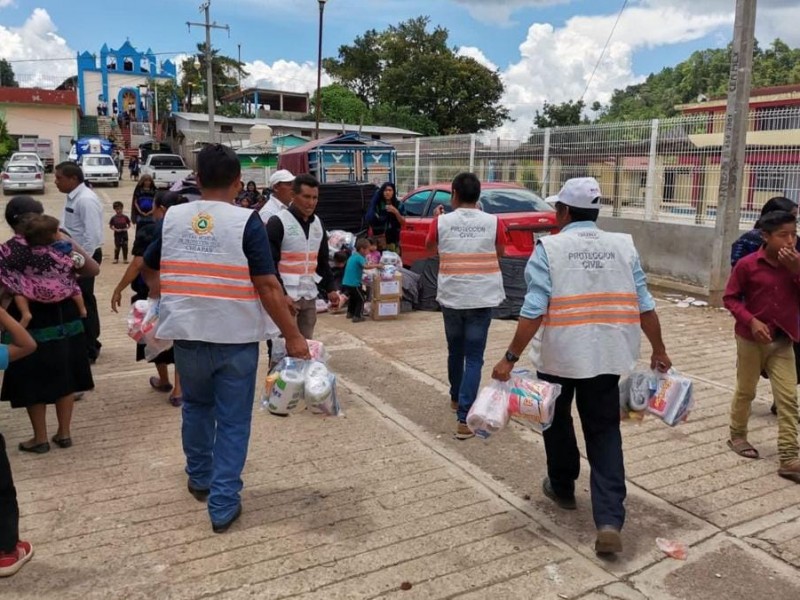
[174,340,259,525]
[442,307,493,423]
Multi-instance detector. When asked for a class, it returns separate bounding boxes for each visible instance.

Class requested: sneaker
[352,316,365,323]
[541,477,577,510]
[454,422,474,440]
[778,459,800,484]
[595,526,623,556]
[450,399,458,412]
[0,541,34,577]
[187,481,210,502]
[113,260,119,264]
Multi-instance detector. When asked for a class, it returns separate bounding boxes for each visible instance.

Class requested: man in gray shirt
[56,161,104,362]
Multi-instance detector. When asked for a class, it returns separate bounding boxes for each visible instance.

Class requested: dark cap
[5,196,45,229]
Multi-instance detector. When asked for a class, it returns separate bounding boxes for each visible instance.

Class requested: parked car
[8,152,45,172]
[140,153,192,189]
[78,153,120,187]
[2,163,45,195]
[399,182,557,266]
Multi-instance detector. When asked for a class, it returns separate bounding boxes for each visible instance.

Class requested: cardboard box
[371,299,400,321]
[372,273,402,300]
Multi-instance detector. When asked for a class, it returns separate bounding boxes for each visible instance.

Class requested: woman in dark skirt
[0,197,100,454]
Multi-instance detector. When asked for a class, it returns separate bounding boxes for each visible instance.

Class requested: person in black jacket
[366,182,405,252]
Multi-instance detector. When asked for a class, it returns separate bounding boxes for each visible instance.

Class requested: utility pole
[187,1,229,144]
[708,0,757,306]
[237,43,242,91]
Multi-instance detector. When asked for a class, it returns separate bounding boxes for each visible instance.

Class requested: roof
[0,88,78,107]
[172,112,421,136]
[220,87,310,102]
[676,83,800,112]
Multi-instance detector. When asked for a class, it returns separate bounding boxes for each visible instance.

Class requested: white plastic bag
[308,373,343,417]
[619,368,658,421]
[379,251,400,266]
[138,299,173,361]
[466,381,510,439]
[506,370,561,432]
[126,300,150,342]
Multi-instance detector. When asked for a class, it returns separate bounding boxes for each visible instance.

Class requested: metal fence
[395,107,800,227]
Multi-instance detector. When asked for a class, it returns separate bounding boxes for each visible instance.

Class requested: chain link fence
[396,107,800,227]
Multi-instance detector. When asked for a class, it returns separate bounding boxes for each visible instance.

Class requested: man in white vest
[143,144,309,534]
[491,177,671,556]
[258,169,294,224]
[266,173,339,339]
[426,172,505,440]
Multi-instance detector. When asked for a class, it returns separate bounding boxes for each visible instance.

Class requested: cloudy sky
[1,1,798,138]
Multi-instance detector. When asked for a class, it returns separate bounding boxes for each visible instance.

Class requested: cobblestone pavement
[0,178,798,599]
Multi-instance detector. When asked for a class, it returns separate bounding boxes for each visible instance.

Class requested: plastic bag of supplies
[263,357,307,416]
[467,381,511,439]
[126,299,150,342]
[127,299,172,362]
[619,369,658,422]
[647,370,694,426]
[506,370,561,432]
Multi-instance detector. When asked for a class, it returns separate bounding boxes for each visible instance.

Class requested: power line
[579,0,629,103]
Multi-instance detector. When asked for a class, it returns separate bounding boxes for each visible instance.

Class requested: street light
[314,0,328,140]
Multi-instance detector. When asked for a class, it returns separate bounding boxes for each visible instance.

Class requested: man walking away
[56,161,104,363]
[259,169,294,224]
[426,172,505,440]
[267,174,339,339]
[491,177,671,557]
[143,144,310,533]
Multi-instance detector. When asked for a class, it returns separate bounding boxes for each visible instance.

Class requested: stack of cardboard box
[371,272,402,321]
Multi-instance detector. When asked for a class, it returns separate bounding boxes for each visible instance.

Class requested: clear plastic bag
[304,361,333,405]
[467,381,511,439]
[379,251,400,266]
[308,373,344,417]
[126,300,150,342]
[619,368,658,422]
[647,370,694,426]
[506,370,561,432]
[262,357,308,416]
[136,299,173,362]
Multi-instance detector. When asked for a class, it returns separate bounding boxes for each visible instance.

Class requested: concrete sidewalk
[0,180,798,598]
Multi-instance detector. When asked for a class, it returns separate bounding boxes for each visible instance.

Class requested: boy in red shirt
[723,211,800,483]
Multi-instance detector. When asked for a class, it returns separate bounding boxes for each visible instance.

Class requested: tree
[325,17,509,134]
[595,39,800,122]
[311,84,370,124]
[179,44,246,112]
[0,59,18,87]
[0,118,15,161]
[533,100,586,128]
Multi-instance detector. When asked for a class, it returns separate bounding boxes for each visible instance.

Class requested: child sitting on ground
[2,215,87,328]
[341,239,379,322]
[723,210,800,484]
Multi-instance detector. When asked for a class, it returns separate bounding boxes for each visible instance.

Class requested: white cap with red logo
[553,177,602,209]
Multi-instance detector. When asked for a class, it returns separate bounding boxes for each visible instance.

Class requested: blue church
[77,40,178,120]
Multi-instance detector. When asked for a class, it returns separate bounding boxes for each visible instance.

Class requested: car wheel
[113,181,119,187]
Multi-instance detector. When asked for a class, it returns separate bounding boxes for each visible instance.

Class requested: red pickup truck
[399,182,557,267]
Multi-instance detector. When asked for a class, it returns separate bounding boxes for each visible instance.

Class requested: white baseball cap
[545,195,559,206]
[552,177,602,209]
[269,169,295,186]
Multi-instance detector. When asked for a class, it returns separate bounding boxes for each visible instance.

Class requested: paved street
[0,177,799,599]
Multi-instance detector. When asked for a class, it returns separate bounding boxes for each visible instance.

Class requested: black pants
[114,232,129,261]
[343,286,365,318]
[78,248,103,360]
[538,372,626,530]
[0,434,19,552]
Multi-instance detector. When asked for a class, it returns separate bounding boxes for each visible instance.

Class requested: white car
[2,163,45,195]
[78,154,120,187]
[8,152,45,171]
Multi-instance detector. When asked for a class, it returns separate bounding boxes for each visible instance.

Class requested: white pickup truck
[140,154,192,189]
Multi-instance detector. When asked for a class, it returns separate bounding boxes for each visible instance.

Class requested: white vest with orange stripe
[277,209,324,301]
[534,226,641,379]
[157,201,278,343]
[436,208,505,310]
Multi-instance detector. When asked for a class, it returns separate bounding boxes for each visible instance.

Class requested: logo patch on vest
[192,213,214,235]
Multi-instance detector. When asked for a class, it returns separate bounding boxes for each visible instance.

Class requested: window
[123,57,134,72]
[220,125,234,134]
[371,134,382,140]
[479,188,554,214]
[427,190,453,216]
[301,130,312,137]
[401,190,431,217]
[83,156,114,167]
[754,168,785,192]
[663,171,676,202]
[149,156,187,168]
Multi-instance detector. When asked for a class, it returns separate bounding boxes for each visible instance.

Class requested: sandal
[149,376,173,393]
[169,396,182,407]
[51,435,72,449]
[728,438,759,459]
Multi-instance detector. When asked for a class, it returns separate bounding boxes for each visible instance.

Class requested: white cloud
[0,0,15,8]
[494,4,734,140]
[0,8,76,87]
[456,46,498,71]
[242,59,331,94]
[452,0,569,24]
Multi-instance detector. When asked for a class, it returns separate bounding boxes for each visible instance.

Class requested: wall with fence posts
[394,108,800,291]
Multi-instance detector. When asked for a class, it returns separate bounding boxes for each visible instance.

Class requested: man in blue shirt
[491,177,671,557]
[0,307,37,577]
